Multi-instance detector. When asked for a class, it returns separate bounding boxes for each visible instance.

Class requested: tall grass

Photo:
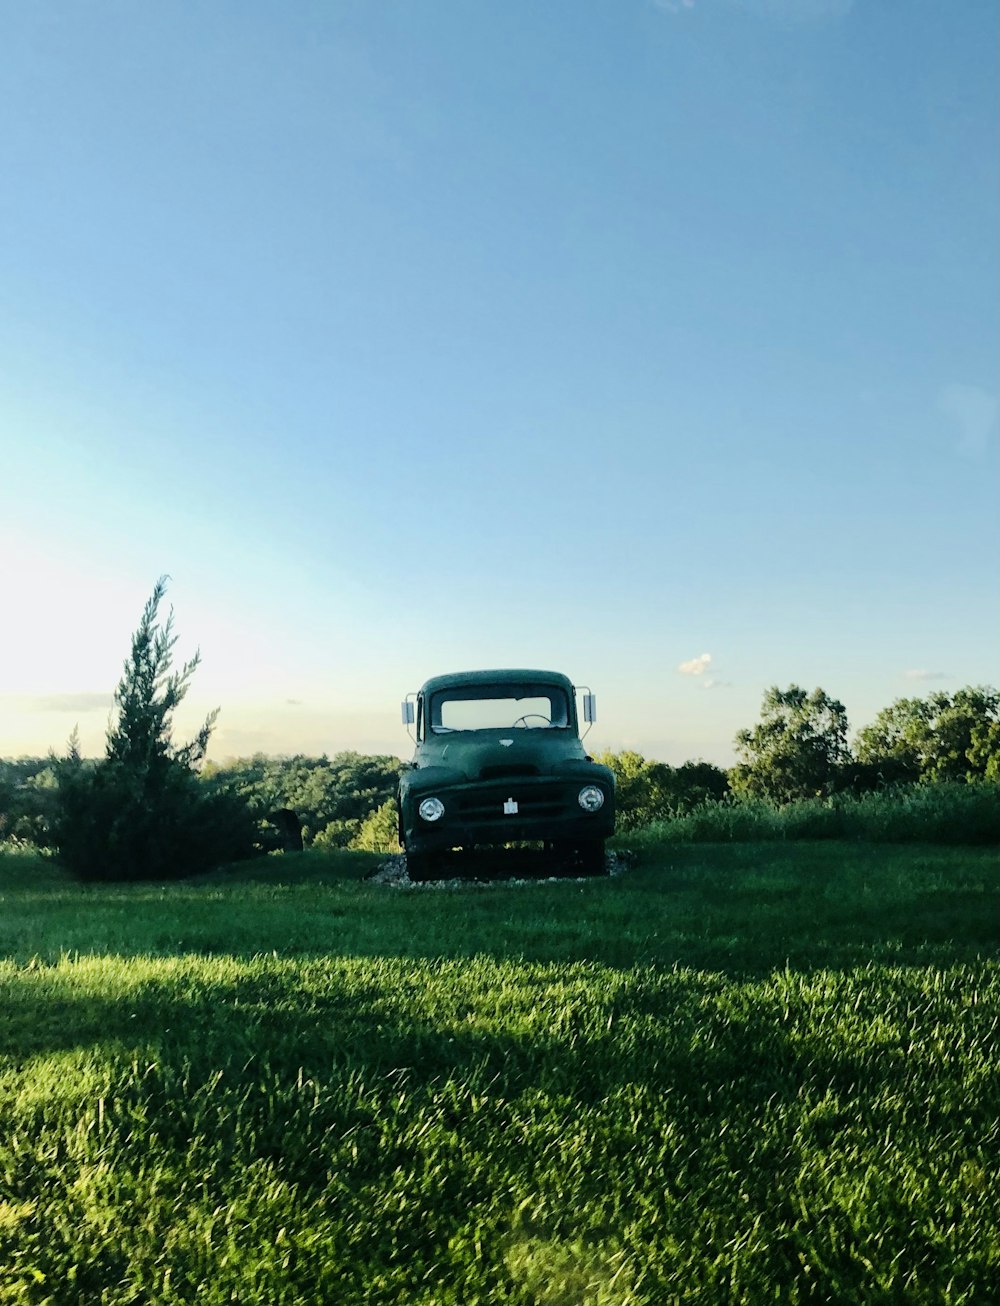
[623,782,1000,849]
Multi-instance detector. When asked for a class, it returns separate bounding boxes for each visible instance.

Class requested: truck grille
[455,782,565,820]
[478,764,539,780]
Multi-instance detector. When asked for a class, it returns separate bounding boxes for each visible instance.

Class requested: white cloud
[700,678,732,691]
[903,669,949,682]
[678,653,712,676]
[938,384,998,459]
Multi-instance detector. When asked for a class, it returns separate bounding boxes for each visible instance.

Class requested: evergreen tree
[51,577,257,880]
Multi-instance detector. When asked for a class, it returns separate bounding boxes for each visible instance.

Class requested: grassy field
[1,842,997,1305]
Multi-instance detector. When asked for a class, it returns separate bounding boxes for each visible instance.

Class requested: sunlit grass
[0,843,996,1304]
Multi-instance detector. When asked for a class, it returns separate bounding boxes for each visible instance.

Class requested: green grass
[1,843,997,1305]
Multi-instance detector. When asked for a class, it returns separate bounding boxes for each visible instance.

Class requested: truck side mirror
[583,693,596,723]
[401,701,415,725]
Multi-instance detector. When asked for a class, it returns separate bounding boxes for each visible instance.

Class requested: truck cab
[397,669,615,878]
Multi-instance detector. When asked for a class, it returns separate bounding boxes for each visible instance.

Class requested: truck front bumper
[400,777,615,853]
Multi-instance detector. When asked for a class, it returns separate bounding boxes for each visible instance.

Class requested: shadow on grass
[2,948,992,1191]
[1,844,995,981]
[3,910,996,1306]
[0,954,903,1116]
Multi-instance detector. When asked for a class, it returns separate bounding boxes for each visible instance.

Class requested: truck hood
[410,729,594,782]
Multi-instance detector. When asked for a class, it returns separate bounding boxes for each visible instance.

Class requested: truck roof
[419,668,576,695]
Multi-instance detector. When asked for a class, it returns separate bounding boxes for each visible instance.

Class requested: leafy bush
[349,798,401,853]
[594,750,729,831]
[0,759,58,846]
[312,818,362,850]
[53,752,258,880]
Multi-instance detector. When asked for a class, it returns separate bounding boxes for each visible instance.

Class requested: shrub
[0,760,58,847]
[53,753,258,880]
[594,750,729,831]
[312,819,362,850]
[349,799,401,854]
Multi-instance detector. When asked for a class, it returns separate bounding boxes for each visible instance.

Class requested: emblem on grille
[499,739,514,747]
[503,797,518,814]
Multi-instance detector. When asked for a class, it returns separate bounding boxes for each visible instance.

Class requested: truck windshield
[430,685,571,732]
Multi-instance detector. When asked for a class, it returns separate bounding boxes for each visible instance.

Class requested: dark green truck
[397,669,615,879]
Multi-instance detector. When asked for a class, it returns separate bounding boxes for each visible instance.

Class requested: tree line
[596,684,999,832]
[0,579,997,874]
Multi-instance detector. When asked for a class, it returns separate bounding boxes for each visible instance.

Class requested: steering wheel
[512,714,551,728]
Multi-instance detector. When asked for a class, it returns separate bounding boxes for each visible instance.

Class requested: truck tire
[405,850,436,882]
[550,840,606,877]
[572,840,606,876]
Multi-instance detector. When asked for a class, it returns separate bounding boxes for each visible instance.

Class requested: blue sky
[1,0,996,765]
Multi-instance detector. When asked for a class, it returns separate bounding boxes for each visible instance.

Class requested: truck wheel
[549,841,604,877]
[573,841,606,876]
[406,851,435,882]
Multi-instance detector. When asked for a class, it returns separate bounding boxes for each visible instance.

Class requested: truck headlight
[418,797,445,821]
[578,785,605,812]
